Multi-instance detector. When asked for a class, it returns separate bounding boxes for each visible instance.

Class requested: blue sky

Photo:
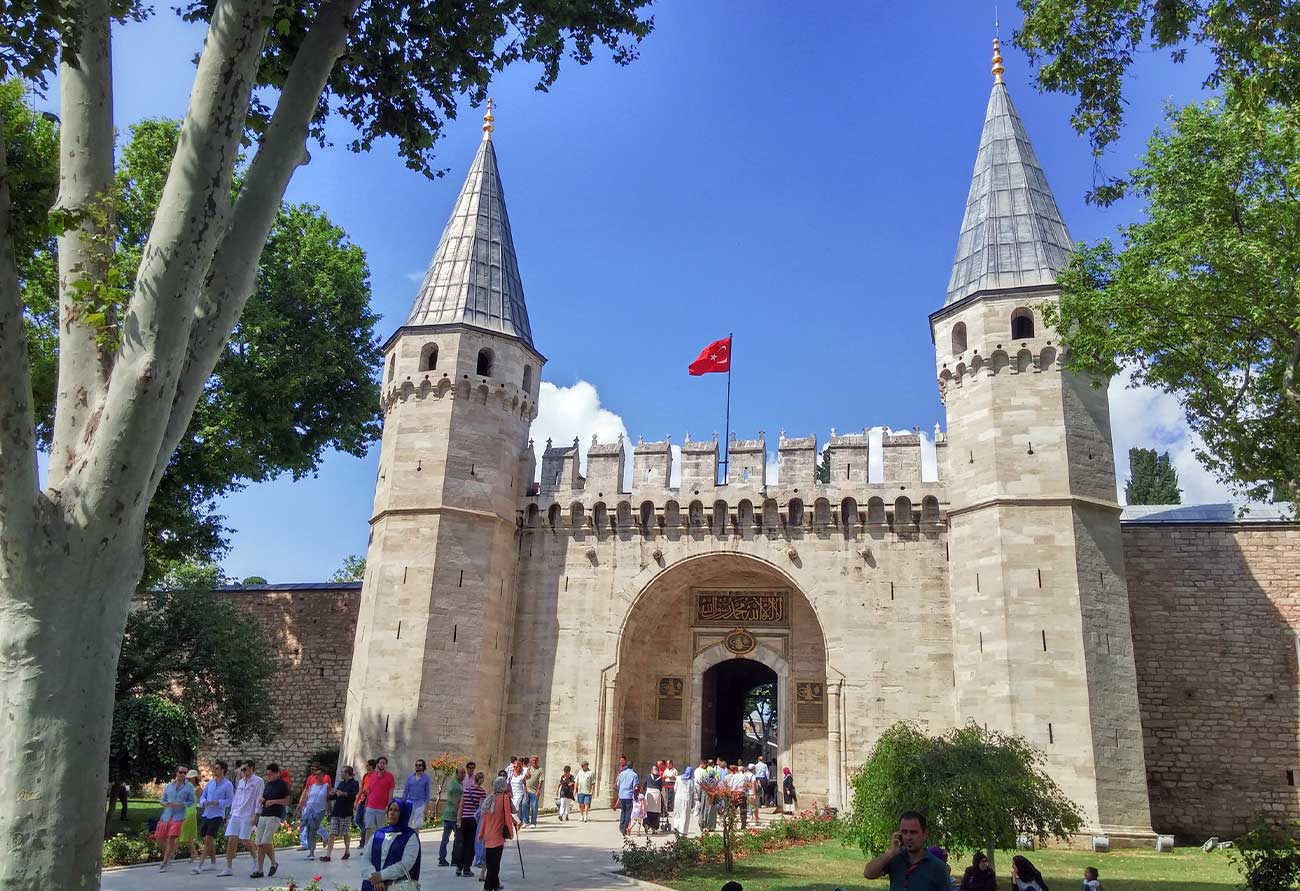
[86,2,1221,582]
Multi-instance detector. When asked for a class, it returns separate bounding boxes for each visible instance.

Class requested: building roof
[1120,503,1295,525]
[945,59,1073,305]
[404,110,534,346]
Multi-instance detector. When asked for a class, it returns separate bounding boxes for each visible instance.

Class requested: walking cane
[514,820,525,879]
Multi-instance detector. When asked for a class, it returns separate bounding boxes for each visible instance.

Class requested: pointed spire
[945,40,1073,305]
[405,103,534,345]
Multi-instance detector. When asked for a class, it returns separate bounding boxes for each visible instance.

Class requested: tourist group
[612,754,797,836]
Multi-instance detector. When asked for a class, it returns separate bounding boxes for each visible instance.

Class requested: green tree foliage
[817,448,832,484]
[108,695,200,783]
[1046,101,1300,505]
[1016,0,1300,203]
[12,114,383,584]
[241,576,268,585]
[116,562,280,748]
[842,723,1082,868]
[1125,448,1182,505]
[1230,821,1300,891]
[329,554,366,582]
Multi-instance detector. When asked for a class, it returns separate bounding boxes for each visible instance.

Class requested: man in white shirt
[754,757,771,807]
[219,760,264,877]
[574,761,595,823]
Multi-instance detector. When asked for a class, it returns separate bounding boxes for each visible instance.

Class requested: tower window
[522,365,533,391]
[387,354,395,382]
[477,348,494,377]
[951,322,967,355]
[1011,308,1035,340]
[419,343,438,372]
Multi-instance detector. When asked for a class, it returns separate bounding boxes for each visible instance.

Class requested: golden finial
[482,98,495,139]
[991,37,1005,84]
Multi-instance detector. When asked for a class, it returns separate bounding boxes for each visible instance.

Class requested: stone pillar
[827,681,843,810]
[600,676,621,809]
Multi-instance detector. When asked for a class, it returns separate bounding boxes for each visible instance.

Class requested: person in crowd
[456,769,487,877]
[1082,866,1102,891]
[862,810,950,891]
[438,766,465,866]
[524,755,544,828]
[474,772,496,876]
[355,758,377,843]
[754,756,770,807]
[743,763,760,826]
[1011,856,1050,891]
[155,765,196,872]
[477,776,519,891]
[402,758,431,830]
[220,760,262,877]
[782,767,797,813]
[251,762,291,879]
[574,760,595,822]
[669,764,695,836]
[195,760,233,874]
[323,764,360,862]
[928,846,958,891]
[557,765,577,821]
[508,758,527,826]
[724,764,748,830]
[364,756,397,841]
[696,761,717,832]
[960,851,997,891]
[617,757,638,835]
[663,759,678,815]
[630,783,647,837]
[644,764,664,833]
[363,799,422,890]
[178,768,202,869]
[300,765,331,860]
[297,762,332,851]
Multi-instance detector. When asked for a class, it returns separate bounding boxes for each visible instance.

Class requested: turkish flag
[689,336,732,376]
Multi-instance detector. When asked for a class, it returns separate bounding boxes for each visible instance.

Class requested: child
[557,765,576,822]
[631,784,647,837]
[1083,866,1103,891]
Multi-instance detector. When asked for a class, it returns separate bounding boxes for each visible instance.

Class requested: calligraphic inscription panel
[657,676,684,722]
[694,590,789,626]
[795,681,825,726]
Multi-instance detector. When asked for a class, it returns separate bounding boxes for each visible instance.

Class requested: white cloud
[1108,370,1235,505]
[531,380,630,480]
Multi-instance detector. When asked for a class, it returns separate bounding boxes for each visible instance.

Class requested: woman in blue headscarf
[362,799,422,891]
[669,765,695,836]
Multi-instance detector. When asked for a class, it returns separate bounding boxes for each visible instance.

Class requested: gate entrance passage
[699,658,778,766]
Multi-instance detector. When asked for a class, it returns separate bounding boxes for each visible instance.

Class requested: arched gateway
[602,553,835,806]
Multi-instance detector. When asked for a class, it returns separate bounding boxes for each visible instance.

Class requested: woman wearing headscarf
[960,851,997,891]
[781,767,796,814]
[362,799,421,891]
[1011,855,1049,891]
[669,765,695,836]
[643,765,664,833]
[476,776,518,891]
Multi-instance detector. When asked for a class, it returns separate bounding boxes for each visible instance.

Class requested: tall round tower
[342,104,543,771]
[932,40,1153,837]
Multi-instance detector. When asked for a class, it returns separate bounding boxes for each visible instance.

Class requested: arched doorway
[609,552,831,803]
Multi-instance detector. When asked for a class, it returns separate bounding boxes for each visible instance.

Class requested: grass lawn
[105,799,159,836]
[660,838,1243,891]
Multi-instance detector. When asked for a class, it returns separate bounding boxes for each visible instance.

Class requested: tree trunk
[986,840,996,874]
[0,536,141,891]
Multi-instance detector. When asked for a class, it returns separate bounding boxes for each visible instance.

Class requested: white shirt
[754,761,769,780]
[663,767,678,784]
[508,770,526,798]
[575,768,594,795]
[231,774,264,820]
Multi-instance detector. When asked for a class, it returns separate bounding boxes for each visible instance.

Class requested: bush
[1230,821,1300,891]
[103,831,160,867]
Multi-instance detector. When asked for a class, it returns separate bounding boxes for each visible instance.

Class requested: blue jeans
[619,798,633,833]
[438,819,456,864]
[526,791,539,825]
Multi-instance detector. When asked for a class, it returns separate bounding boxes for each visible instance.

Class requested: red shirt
[365,770,396,809]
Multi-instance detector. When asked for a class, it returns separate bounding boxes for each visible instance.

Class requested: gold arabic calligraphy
[695,591,787,624]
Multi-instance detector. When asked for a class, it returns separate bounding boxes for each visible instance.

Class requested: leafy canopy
[329,554,366,583]
[1046,100,1300,505]
[1125,448,1182,505]
[1016,0,1300,203]
[841,722,1083,859]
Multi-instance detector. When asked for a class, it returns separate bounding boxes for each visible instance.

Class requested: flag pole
[722,332,733,484]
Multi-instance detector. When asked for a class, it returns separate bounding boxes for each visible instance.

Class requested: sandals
[319,856,331,862]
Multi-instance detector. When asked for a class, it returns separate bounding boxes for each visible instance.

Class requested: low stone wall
[198,583,361,783]
[1124,520,1300,840]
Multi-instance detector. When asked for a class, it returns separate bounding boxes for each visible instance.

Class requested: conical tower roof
[405,103,534,346]
[945,40,1073,305]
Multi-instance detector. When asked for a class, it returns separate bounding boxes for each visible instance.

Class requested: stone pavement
[102,809,666,891]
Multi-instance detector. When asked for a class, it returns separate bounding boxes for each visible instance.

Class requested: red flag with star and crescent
[688,336,732,376]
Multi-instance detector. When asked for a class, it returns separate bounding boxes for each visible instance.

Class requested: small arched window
[419,343,438,372]
[387,354,395,382]
[951,322,967,355]
[522,365,533,392]
[477,348,494,377]
[787,497,804,527]
[1011,308,1035,340]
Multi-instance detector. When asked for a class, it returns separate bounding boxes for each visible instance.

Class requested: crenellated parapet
[937,341,1061,404]
[381,369,538,421]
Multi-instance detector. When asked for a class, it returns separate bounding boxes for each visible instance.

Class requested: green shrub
[103,831,160,867]
[1230,821,1300,891]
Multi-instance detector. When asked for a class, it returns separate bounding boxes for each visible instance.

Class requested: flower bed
[616,807,839,881]
[103,820,311,867]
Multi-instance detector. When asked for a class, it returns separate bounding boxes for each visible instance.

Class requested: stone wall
[199,583,361,783]
[1124,520,1300,839]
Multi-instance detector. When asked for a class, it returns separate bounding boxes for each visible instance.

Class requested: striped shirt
[460,782,486,820]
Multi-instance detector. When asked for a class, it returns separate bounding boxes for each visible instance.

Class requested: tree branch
[149,0,361,493]
[0,111,40,556]
[46,0,114,490]
[69,0,274,522]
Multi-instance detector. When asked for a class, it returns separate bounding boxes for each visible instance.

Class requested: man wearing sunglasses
[219,761,262,877]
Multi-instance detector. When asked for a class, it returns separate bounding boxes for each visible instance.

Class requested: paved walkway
[103,809,662,891]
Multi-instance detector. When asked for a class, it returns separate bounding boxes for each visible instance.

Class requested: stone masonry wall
[1124,522,1300,839]
[199,584,361,784]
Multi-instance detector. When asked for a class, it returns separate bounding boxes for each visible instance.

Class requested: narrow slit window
[1041,630,1047,651]
[1048,722,1054,744]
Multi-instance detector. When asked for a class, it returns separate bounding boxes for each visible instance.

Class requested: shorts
[225,815,254,840]
[254,818,281,846]
[198,816,224,839]
[577,794,592,806]
[153,820,183,841]
[365,808,388,831]
[330,816,352,836]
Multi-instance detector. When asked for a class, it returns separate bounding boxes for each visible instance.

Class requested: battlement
[381,370,537,421]
[936,335,1062,404]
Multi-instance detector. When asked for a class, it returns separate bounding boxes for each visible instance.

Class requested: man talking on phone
[862,810,949,890]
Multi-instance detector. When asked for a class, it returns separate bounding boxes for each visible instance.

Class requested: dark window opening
[477,348,494,377]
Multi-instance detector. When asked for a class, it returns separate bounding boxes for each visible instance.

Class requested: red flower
[313,876,323,883]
